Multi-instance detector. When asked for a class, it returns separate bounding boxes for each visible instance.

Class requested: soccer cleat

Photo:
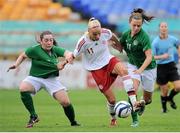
[168,99,177,109]
[137,100,146,116]
[26,115,39,128]
[71,121,80,126]
[110,118,117,126]
[133,100,145,114]
[162,108,167,113]
[131,120,139,127]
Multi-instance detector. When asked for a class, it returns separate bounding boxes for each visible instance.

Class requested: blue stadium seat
[64,0,180,26]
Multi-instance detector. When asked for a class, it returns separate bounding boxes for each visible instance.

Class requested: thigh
[127,63,141,81]
[112,61,128,76]
[91,68,117,93]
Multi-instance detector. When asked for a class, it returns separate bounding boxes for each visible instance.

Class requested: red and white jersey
[73,28,114,70]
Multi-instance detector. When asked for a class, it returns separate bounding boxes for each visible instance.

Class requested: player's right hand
[65,52,74,64]
[163,53,169,59]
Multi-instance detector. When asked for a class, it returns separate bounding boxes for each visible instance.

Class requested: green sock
[131,111,138,122]
[128,98,138,122]
[20,92,37,117]
[63,104,76,124]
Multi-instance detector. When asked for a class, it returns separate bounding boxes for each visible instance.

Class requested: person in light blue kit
[152,22,180,113]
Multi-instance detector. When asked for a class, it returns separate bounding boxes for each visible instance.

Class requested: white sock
[129,95,137,107]
[107,102,116,119]
[122,75,134,93]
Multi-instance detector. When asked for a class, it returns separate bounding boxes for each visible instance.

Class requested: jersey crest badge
[133,40,138,46]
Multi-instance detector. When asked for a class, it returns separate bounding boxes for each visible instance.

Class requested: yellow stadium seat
[47,3,62,18]
[20,8,34,20]
[29,0,40,7]
[39,0,52,7]
[0,2,15,20]
[9,2,28,20]
[31,8,47,20]
[58,7,71,20]
[29,0,52,7]
[0,0,5,7]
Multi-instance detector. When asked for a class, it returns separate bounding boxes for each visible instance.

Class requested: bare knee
[19,81,34,92]
[174,81,180,91]
[54,91,71,107]
[60,100,71,107]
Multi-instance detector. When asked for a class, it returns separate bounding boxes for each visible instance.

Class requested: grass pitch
[0,88,180,132]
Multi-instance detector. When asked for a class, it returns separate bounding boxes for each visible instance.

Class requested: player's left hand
[7,64,16,72]
[57,60,68,70]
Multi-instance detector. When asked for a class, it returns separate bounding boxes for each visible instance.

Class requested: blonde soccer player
[73,18,145,126]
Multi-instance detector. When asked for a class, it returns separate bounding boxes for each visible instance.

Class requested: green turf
[0,88,179,132]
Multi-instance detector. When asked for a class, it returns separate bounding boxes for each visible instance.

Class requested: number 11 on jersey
[87,48,94,54]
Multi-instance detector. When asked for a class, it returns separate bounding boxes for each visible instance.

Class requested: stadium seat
[0,0,73,20]
[63,0,180,26]
[0,21,86,54]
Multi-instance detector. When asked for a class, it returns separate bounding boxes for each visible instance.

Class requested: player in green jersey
[7,31,79,128]
[117,8,157,127]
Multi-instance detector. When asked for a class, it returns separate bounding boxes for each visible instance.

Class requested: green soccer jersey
[25,44,65,78]
[120,29,156,70]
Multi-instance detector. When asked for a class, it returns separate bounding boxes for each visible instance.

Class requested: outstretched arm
[7,52,28,72]
[110,33,123,52]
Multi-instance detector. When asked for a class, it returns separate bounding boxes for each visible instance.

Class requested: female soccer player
[152,22,180,113]
[73,17,145,126]
[7,31,80,128]
[118,8,157,127]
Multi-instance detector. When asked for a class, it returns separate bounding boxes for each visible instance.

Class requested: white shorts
[127,63,157,92]
[23,76,67,96]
